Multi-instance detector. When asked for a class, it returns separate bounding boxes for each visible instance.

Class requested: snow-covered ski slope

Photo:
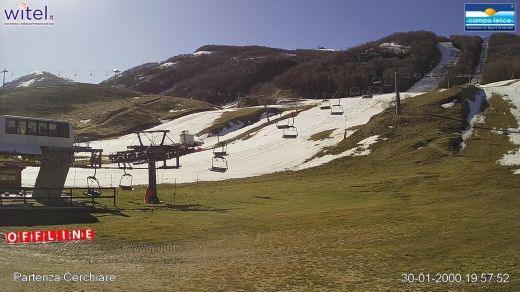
[407,42,460,92]
[479,79,520,173]
[23,93,422,187]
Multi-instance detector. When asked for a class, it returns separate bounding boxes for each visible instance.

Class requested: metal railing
[0,187,116,208]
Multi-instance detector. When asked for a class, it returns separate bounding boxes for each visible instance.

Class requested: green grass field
[1,87,519,291]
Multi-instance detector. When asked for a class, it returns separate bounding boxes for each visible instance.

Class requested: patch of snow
[79,119,91,125]
[193,51,213,56]
[379,42,411,54]
[133,96,140,99]
[480,79,520,88]
[441,99,457,108]
[158,62,178,69]
[480,80,520,169]
[474,115,486,124]
[461,90,486,149]
[260,111,278,120]
[17,79,36,87]
[317,47,337,52]
[297,135,381,170]
[219,121,245,136]
[222,101,238,109]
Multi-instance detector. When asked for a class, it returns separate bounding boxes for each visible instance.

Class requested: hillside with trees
[270,31,440,97]
[481,33,520,84]
[102,31,442,104]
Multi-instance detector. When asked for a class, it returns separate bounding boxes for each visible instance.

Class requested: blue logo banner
[465,3,516,31]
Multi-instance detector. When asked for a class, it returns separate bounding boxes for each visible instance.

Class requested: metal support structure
[147,161,159,203]
[106,130,199,204]
[1,68,8,96]
[394,71,401,115]
[112,69,120,87]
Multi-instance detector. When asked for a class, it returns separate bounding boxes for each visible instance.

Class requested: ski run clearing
[407,42,459,93]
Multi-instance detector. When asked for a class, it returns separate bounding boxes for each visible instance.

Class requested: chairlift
[213,142,228,156]
[319,99,331,110]
[276,114,294,129]
[330,104,344,115]
[414,72,422,79]
[282,126,299,138]
[349,87,361,96]
[211,156,228,172]
[372,77,382,85]
[84,169,101,197]
[119,170,134,191]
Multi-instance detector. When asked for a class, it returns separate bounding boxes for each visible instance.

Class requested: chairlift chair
[119,171,135,191]
[213,142,228,156]
[330,104,344,115]
[84,171,101,197]
[349,87,361,96]
[282,126,299,138]
[319,99,331,110]
[372,77,382,85]
[276,116,294,129]
[211,156,228,172]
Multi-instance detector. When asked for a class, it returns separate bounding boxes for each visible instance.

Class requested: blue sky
[0,0,517,83]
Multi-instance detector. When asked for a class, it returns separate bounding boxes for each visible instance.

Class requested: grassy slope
[0,84,214,139]
[308,128,336,141]
[198,107,265,135]
[1,87,520,291]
